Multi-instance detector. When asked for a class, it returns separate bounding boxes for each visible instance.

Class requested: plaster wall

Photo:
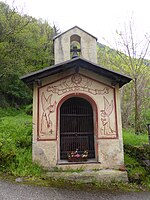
[54,27,97,64]
[32,68,124,170]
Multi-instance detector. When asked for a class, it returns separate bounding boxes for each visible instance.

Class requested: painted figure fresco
[38,74,117,140]
[40,92,57,135]
[100,96,116,136]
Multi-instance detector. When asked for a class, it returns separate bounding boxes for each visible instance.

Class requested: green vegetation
[0,109,150,191]
[123,129,149,146]
[124,154,147,184]
[0,1,150,191]
[97,33,150,134]
[0,2,56,108]
[0,108,43,177]
[0,2,149,134]
[123,129,150,188]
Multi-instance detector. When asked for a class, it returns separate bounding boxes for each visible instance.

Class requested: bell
[72,51,78,59]
[71,46,81,59]
[72,46,78,58]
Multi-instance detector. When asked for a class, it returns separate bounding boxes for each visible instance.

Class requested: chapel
[21,26,131,171]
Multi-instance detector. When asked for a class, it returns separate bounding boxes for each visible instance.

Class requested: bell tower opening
[70,34,81,59]
[54,26,97,64]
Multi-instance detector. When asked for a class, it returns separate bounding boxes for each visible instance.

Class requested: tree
[0,2,32,106]
[0,2,54,107]
[97,20,150,134]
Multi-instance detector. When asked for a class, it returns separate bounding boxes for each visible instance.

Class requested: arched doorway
[60,97,95,160]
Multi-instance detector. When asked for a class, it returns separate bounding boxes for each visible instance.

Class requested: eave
[20,57,132,88]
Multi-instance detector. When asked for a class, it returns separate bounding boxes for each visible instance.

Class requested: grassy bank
[0,108,43,177]
[0,108,150,190]
[123,128,149,146]
[123,128,150,188]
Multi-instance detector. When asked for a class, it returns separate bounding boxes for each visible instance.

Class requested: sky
[1,0,150,46]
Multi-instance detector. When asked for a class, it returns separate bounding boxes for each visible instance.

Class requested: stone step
[46,169,128,183]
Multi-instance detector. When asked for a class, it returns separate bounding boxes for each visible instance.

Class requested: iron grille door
[60,97,95,160]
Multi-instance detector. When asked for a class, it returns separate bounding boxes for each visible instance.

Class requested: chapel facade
[21,26,131,170]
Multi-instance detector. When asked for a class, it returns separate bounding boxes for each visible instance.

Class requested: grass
[123,129,149,146]
[0,107,21,118]
[124,153,147,183]
[123,130,150,188]
[0,108,43,177]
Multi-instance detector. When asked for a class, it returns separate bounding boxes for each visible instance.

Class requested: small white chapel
[21,26,131,173]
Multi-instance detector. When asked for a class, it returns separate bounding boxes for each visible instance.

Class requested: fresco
[47,73,109,95]
[38,92,57,140]
[100,96,117,138]
[38,73,117,140]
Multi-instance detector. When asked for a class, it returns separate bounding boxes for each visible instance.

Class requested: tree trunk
[134,77,140,134]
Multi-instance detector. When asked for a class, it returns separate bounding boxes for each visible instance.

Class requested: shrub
[0,108,43,177]
[124,153,147,184]
[24,104,33,115]
[9,148,43,177]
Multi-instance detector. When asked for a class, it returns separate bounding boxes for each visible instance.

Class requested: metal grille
[60,97,95,159]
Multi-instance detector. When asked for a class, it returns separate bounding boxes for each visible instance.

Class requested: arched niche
[60,97,95,160]
[70,34,81,58]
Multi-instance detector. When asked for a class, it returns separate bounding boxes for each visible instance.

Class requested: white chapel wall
[32,68,124,169]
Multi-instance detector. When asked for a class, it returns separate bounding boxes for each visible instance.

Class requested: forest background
[0,1,150,134]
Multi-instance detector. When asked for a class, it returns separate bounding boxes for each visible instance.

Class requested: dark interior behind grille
[60,97,95,159]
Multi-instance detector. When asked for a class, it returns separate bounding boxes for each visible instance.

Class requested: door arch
[60,97,95,160]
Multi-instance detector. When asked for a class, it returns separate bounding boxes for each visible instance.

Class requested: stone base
[46,169,128,183]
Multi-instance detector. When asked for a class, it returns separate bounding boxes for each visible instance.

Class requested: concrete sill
[57,159,100,165]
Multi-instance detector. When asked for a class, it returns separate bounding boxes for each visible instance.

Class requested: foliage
[97,19,150,135]
[123,129,148,146]
[24,104,33,115]
[1,2,149,134]
[0,2,55,107]
[123,130,150,186]
[124,153,147,184]
[97,39,150,133]
[0,107,20,117]
[0,108,43,177]
[9,148,43,177]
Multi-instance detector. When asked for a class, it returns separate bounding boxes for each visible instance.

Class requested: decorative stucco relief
[38,73,117,140]
[47,73,109,95]
[38,92,57,140]
[99,96,117,138]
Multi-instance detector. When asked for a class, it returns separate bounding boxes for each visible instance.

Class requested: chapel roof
[20,57,132,88]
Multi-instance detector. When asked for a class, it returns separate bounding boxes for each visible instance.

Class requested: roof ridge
[53,26,97,41]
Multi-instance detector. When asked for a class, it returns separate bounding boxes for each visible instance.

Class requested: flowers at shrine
[67,149,88,162]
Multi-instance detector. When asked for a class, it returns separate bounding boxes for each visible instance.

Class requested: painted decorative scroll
[47,73,109,95]
[100,96,116,138]
[39,92,57,139]
[37,73,117,140]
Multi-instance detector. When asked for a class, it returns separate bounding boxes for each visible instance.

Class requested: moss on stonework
[124,144,150,186]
